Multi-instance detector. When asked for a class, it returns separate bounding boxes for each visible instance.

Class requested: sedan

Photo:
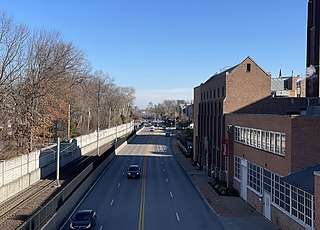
[127,164,141,179]
[70,209,97,230]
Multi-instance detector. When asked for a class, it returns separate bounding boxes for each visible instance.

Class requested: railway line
[0,142,114,229]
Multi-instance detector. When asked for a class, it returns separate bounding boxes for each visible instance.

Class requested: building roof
[283,164,320,194]
[204,65,238,84]
[232,96,320,115]
[201,56,270,86]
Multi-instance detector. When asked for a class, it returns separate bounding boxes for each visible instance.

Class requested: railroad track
[0,143,112,229]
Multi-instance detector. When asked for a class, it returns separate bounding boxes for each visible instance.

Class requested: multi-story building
[271,76,306,97]
[306,0,320,97]
[193,56,271,178]
[179,103,193,121]
[225,97,320,230]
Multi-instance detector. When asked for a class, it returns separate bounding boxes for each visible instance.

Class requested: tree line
[146,99,191,125]
[0,12,136,159]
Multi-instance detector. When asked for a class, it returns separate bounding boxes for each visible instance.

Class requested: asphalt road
[62,128,224,230]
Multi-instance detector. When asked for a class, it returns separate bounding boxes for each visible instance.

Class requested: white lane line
[118,183,121,188]
[122,172,124,175]
[163,169,166,173]
[176,212,180,222]
[110,199,114,206]
[161,161,163,165]
[166,178,169,183]
[170,192,173,198]
[99,226,103,230]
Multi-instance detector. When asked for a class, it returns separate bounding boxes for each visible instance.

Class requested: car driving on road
[127,164,141,179]
[70,209,97,230]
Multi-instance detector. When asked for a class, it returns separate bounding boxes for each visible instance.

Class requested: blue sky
[1,1,308,108]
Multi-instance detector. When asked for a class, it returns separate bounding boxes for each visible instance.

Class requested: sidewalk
[171,138,278,230]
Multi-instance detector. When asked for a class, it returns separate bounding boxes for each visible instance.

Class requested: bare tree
[10,30,89,151]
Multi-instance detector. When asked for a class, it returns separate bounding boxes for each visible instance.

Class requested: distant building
[226,97,320,230]
[271,76,306,97]
[179,103,193,120]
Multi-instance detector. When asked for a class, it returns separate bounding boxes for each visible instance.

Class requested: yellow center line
[138,145,149,230]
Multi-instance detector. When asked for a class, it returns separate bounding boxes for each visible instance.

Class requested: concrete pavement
[171,138,278,230]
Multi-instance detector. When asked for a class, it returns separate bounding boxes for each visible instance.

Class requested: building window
[248,162,262,194]
[222,87,225,97]
[266,132,270,151]
[234,126,285,157]
[261,131,266,149]
[214,89,216,98]
[218,88,220,98]
[281,134,286,154]
[253,129,257,147]
[271,172,314,229]
[257,130,261,148]
[247,63,251,72]
[275,133,281,154]
[263,169,271,193]
[234,156,240,179]
[270,132,275,152]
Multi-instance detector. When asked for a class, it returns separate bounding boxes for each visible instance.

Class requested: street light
[55,137,61,187]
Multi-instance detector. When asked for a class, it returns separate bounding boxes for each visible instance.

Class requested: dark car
[165,131,172,137]
[127,164,141,179]
[70,210,97,230]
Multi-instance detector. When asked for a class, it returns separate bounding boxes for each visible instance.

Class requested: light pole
[56,137,61,187]
[88,107,91,133]
[114,108,118,142]
[67,104,71,140]
[97,81,101,156]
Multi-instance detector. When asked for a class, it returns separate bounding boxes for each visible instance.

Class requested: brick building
[225,97,320,230]
[193,57,271,179]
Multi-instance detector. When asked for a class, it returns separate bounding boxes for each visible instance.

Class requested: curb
[170,138,219,217]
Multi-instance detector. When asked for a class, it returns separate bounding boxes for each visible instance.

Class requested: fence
[0,122,133,203]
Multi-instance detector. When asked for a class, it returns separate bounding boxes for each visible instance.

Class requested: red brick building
[193,56,271,179]
[225,97,320,230]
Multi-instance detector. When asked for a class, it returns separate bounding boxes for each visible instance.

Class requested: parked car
[165,131,172,137]
[70,209,97,230]
[149,126,155,132]
[127,164,141,179]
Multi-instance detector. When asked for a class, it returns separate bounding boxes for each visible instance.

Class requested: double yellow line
[138,145,149,230]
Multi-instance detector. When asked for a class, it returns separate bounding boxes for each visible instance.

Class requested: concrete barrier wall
[0,122,134,204]
[41,127,141,230]
[42,152,116,230]
[0,168,40,203]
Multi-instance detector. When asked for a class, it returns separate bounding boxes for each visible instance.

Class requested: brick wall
[247,189,263,214]
[193,86,201,162]
[226,113,293,176]
[272,206,305,230]
[291,116,320,171]
[224,57,271,114]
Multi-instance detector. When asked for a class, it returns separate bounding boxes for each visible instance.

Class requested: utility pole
[97,82,101,156]
[88,107,91,133]
[56,137,61,187]
[114,108,118,142]
[67,104,71,140]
